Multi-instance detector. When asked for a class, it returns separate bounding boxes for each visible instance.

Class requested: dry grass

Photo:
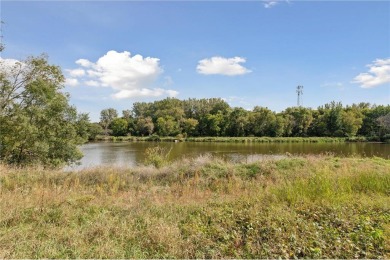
[0,155,389,258]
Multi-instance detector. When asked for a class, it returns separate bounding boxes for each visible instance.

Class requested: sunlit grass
[0,155,389,258]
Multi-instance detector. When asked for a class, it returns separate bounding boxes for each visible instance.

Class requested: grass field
[0,155,389,258]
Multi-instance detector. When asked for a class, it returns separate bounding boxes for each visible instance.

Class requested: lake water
[70,141,390,170]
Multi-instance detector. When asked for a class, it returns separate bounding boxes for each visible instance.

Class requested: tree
[100,108,118,135]
[248,106,277,136]
[180,118,199,137]
[283,107,313,137]
[341,106,363,137]
[135,116,154,136]
[0,55,88,167]
[110,118,129,136]
[156,116,180,136]
[87,123,103,140]
[377,113,390,140]
[226,108,249,137]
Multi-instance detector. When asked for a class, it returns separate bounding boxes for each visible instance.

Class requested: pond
[69,141,390,170]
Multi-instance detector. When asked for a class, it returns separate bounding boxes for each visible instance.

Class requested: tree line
[98,98,390,141]
[1,55,389,167]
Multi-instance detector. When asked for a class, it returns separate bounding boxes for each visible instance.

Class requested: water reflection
[68,141,390,170]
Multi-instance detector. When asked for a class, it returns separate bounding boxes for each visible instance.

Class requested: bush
[146,134,161,142]
[143,146,171,168]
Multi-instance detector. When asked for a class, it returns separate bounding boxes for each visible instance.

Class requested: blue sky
[1,0,390,121]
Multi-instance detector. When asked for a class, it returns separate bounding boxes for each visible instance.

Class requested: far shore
[91,135,382,143]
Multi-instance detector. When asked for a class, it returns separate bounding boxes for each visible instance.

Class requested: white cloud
[67,68,85,77]
[352,58,390,88]
[67,50,178,99]
[65,78,79,87]
[264,1,278,8]
[112,88,178,99]
[84,80,100,87]
[76,59,94,68]
[197,56,251,76]
[263,0,291,9]
[0,57,24,75]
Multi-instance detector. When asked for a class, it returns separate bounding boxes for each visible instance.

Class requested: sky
[1,0,389,122]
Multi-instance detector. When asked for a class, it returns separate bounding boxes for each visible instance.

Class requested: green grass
[0,155,389,258]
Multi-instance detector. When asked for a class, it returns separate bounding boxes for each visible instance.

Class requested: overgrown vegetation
[98,99,390,142]
[1,156,389,258]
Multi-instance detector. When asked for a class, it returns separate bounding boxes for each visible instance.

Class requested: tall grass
[0,156,389,258]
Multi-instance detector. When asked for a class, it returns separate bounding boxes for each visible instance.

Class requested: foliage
[135,116,154,136]
[0,55,88,167]
[110,118,128,137]
[87,123,104,141]
[143,146,171,168]
[156,116,180,136]
[100,108,118,135]
[98,98,389,140]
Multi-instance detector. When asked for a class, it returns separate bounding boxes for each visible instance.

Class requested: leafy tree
[100,108,118,135]
[110,118,128,136]
[358,105,390,137]
[180,118,199,136]
[135,116,154,136]
[87,123,103,140]
[341,106,363,137]
[132,102,152,118]
[377,113,390,140]
[153,98,184,121]
[248,106,277,136]
[226,108,249,137]
[203,112,225,136]
[156,116,180,136]
[0,55,88,167]
[75,113,91,142]
[283,107,313,136]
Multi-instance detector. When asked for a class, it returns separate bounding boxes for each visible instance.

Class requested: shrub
[143,146,171,168]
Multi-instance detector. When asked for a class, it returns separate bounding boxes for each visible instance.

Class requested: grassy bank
[0,155,389,258]
[95,135,349,143]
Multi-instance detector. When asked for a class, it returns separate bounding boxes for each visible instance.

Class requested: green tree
[248,106,278,136]
[122,109,135,135]
[358,105,390,138]
[0,55,88,167]
[156,116,180,136]
[135,116,154,136]
[377,113,390,140]
[180,118,199,137]
[87,123,103,140]
[110,118,129,136]
[226,108,249,137]
[100,108,118,135]
[341,106,363,137]
[203,112,225,136]
[283,107,313,137]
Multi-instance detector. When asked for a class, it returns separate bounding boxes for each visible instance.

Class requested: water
[69,141,390,170]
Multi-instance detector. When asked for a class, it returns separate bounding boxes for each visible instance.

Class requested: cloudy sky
[1,0,389,121]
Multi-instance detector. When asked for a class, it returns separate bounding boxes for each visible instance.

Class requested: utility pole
[296,85,303,107]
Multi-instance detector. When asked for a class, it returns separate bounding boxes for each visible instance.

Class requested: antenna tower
[296,85,303,107]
